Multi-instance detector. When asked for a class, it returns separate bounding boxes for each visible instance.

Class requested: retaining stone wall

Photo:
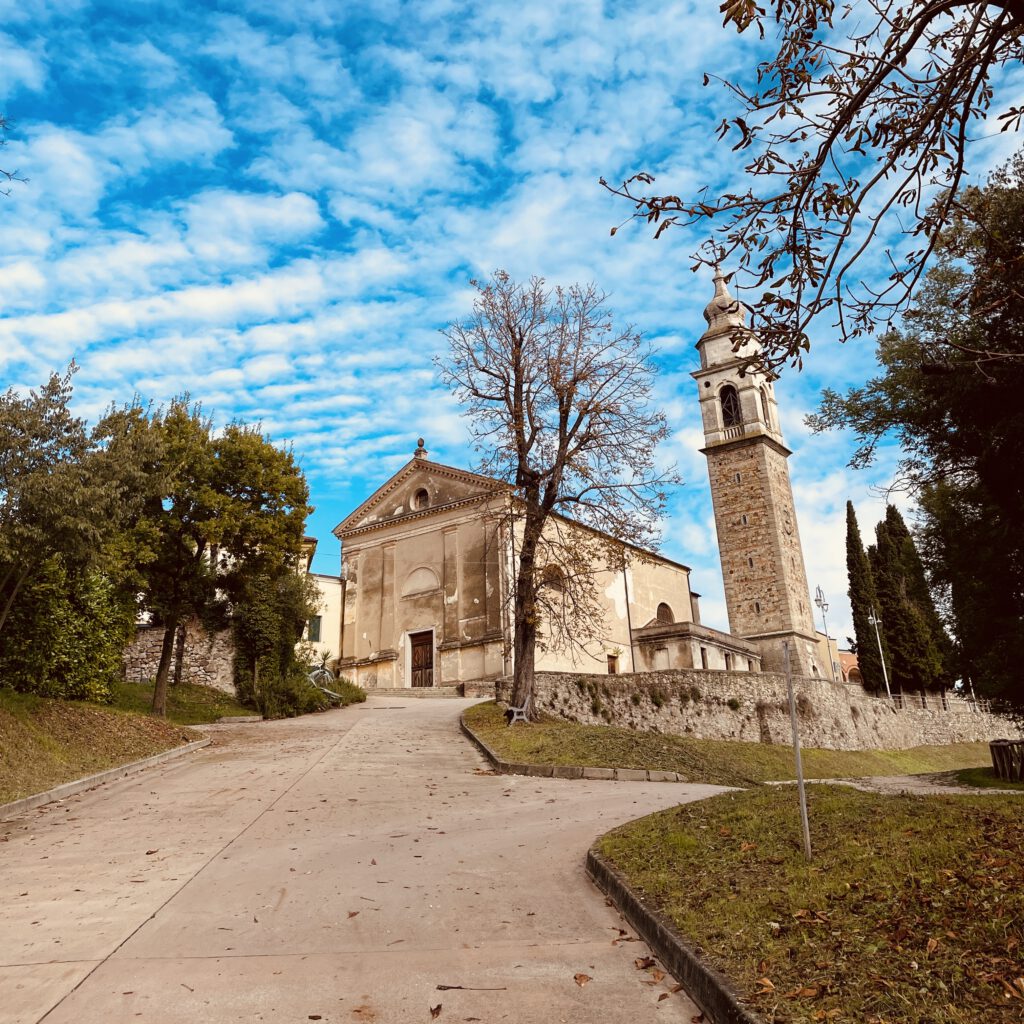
[499,669,1023,751]
[123,620,236,695]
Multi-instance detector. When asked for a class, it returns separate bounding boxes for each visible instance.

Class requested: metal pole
[784,641,812,862]
[814,585,838,684]
[869,606,892,702]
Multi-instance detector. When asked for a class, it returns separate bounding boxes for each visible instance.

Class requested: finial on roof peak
[414,437,428,460]
[703,265,744,329]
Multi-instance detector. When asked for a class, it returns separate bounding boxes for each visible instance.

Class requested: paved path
[2,697,722,1024]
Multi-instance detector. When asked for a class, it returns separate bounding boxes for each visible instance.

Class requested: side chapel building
[309,271,828,690]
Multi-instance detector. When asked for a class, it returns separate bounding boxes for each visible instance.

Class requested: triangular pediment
[333,459,509,537]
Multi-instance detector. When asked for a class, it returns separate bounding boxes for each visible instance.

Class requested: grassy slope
[0,689,199,804]
[109,680,250,725]
[600,787,1024,1024]
[465,701,991,787]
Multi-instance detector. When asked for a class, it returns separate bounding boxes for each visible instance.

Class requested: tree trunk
[253,658,261,717]
[172,621,187,687]
[0,564,32,638]
[510,516,542,717]
[151,619,178,716]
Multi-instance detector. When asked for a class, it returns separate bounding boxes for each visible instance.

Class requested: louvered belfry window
[721,385,742,428]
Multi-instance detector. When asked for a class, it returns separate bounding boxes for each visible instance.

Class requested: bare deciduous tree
[603,0,1024,369]
[439,272,677,713]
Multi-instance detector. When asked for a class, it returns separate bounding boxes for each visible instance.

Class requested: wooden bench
[989,739,1024,782]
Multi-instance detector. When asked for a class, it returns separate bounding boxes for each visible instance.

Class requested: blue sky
[1,0,1021,644]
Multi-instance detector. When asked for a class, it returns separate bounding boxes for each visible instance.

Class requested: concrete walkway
[1,697,722,1024]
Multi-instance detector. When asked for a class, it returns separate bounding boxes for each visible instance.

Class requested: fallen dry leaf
[430,1004,442,1019]
[635,957,656,970]
[690,1014,704,1023]
[574,973,592,987]
[658,993,669,1002]
[348,911,359,919]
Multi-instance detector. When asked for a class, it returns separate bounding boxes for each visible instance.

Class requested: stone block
[647,770,679,783]
[551,765,584,780]
[615,768,648,782]
[505,762,553,778]
[581,767,615,780]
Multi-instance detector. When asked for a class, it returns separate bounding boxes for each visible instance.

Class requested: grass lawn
[599,786,1024,1023]
[0,689,198,804]
[109,680,251,725]
[955,766,1024,792]
[464,701,992,787]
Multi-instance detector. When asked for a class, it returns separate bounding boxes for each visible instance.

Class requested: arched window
[656,602,674,624]
[539,564,566,592]
[720,385,742,428]
[759,387,772,427]
[411,487,430,510]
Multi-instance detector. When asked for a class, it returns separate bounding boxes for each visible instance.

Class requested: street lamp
[813,585,838,684]
[867,605,893,701]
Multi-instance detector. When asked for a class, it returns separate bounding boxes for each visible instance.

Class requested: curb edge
[0,737,213,822]
[586,844,762,1024]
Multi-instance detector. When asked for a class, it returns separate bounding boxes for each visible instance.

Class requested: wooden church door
[410,631,434,687]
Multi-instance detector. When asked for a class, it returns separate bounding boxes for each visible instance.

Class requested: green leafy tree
[844,501,888,692]
[810,154,1024,704]
[233,570,322,718]
[140,402,312,716]
[916,480,1023,703]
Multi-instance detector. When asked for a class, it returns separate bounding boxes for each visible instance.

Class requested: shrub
[334,677,366,706]
[0,557,135,702]
[631,692,642,706]
[650,689,665,709]
[727,697,741,711]
[690,686,702,702]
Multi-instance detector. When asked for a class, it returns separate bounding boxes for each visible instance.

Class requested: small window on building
[733,472,741,483]
[700,646,709,669]
[747,556,754,568]
[747,658,754,671]
[725,652,734,671]
[412,487,430,510]
[754,601,761,613]
[760,387,772,426]
[741,514,748,525]
[307,615,322,643]
[607,654,619,674]
[720,384,742,428]
[656,602,674,624]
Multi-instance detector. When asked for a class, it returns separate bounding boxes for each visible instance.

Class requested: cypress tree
[845,501,888,691]
[871,511,944,696]
[881,505,953,691]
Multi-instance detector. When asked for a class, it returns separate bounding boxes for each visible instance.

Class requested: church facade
[310,272,828,691]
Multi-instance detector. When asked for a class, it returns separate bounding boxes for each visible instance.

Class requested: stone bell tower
[692,269,821,677]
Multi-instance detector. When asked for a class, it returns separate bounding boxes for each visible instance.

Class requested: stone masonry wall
[123,620,236,695]
[498,669,1024,751]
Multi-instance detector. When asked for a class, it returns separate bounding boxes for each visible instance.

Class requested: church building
[309,272,828,691]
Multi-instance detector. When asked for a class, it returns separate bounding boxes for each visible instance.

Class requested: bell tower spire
[691,270,821,677]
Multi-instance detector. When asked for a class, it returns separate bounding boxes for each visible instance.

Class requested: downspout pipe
[622,558,637,672]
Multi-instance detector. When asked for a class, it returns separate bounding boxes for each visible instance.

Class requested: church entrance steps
[365,686,465,698]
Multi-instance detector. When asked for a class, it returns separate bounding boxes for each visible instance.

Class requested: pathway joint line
[0,738,212,822]
[586,844,762,1024]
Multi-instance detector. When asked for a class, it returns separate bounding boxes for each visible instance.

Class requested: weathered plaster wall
[123,620,235,694]
[498,670,1023,751]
